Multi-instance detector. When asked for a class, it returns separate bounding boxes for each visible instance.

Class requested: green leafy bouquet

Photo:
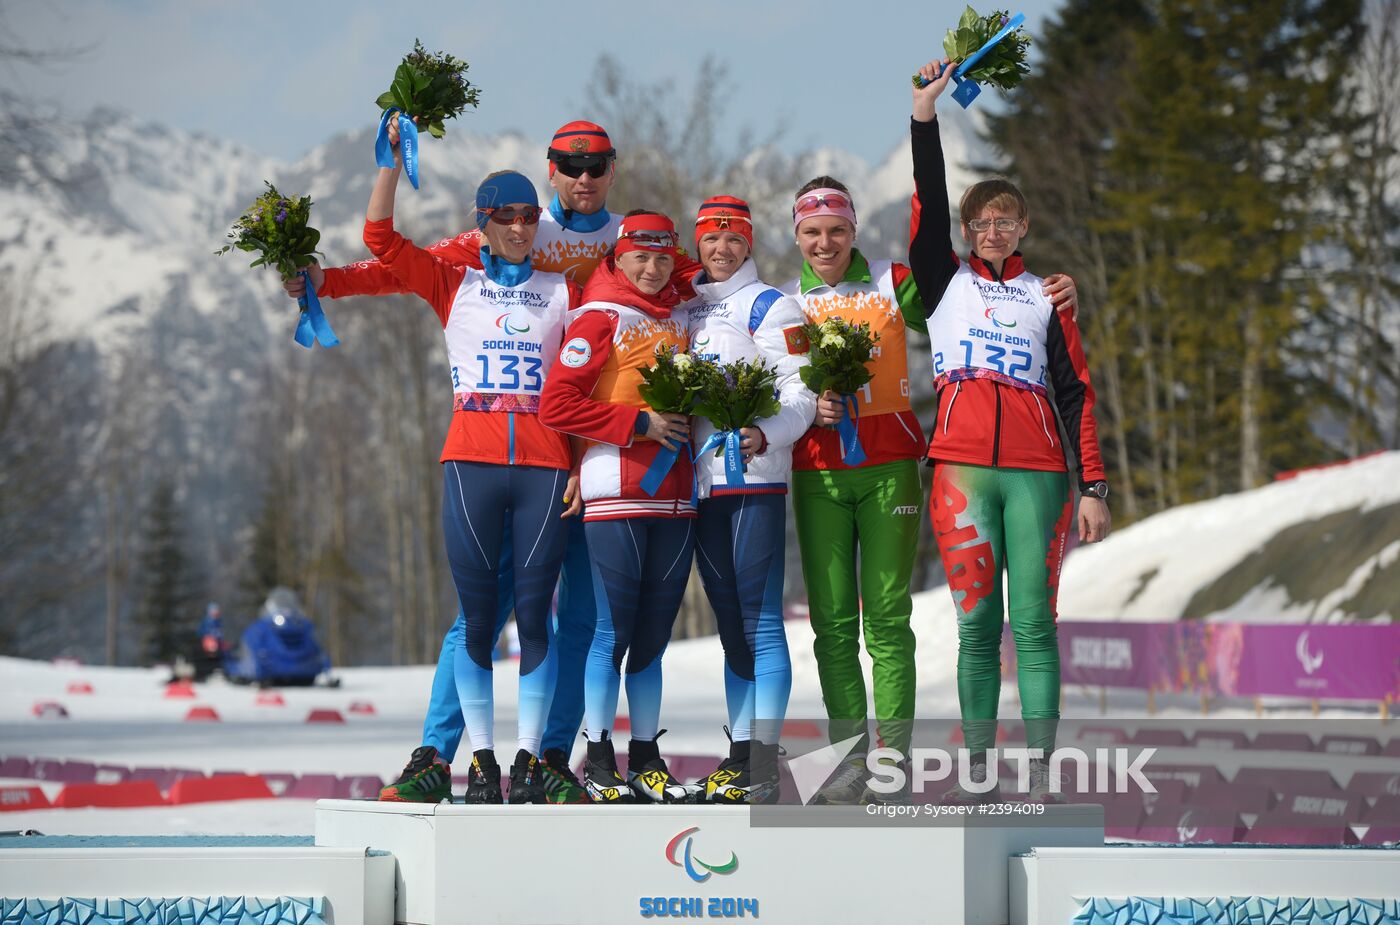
[636,346,714,495]
[692,358,782,485]
[637,346,712,415]
[376,40,481,140]
[942,7,1031,91]
[693,358,781,437]
[797,318,880,397]
[216,182,337,348]
[216,182,321,280]
[798,317,879,465]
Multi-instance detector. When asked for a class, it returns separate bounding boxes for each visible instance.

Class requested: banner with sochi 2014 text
[1002,621,1400,702]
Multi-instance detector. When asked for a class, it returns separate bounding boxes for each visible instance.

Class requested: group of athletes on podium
[284,58,1110,807]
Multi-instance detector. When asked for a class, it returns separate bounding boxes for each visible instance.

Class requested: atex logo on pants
[891,505,919,516]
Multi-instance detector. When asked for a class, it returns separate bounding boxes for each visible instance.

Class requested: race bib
[927,265,1051,395]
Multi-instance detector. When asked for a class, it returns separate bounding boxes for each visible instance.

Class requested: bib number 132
[935,340,1039,383]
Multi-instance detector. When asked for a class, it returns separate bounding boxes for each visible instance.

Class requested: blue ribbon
[375,108,421,190]
[836,395,866,466]
[916,12,1026,109]
[640,441,682,497]
[293,270,339,349]
[696,430,747,489]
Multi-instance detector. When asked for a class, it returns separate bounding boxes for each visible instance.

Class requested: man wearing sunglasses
[283,121,623,807]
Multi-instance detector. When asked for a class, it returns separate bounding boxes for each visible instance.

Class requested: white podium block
[315,800,1103,925]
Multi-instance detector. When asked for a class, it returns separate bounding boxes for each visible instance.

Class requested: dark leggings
[442,460,569,754]
[583,517,695,743]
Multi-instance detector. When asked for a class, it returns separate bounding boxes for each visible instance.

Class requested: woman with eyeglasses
[783,73,1082,806]
[362,139,582,805]
[909,60,1109,805]
[539,211,700,804]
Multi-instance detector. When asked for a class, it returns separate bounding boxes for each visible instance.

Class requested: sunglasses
[480,205,542,226]
[792,191,854,219]
[551,154,612,179]
[619,229,679,250]
[965,218,1023,233]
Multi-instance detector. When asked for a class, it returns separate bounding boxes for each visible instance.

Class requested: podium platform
[314,800,1104,925]
[1010,846,1400,924]
[0,837,393,925]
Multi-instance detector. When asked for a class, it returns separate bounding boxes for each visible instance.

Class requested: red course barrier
[168,774,274,805]
[53,781,166,808]
[164,681,196,699]
[347,701,376,715]
[306,709,345,724]
[66,682,93,695]
[256,691,285,707]
[185,706,221,722]
[31,702,68,719]
[0,786,50,812]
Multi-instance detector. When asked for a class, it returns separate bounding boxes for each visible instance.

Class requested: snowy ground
[4,454,1395,838]
[0,594,954,836]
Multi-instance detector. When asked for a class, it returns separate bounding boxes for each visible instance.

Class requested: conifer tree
[133,478,198,665]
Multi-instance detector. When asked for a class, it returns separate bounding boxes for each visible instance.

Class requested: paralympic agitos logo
[984,306,1018,329]
[495,312,531,336]
[665,827,737,883]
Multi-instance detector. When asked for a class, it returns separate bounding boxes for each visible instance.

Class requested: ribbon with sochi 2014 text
[695,430,747,490]
[836,395,866,466]
[293,269,339,349]
[374,107,421,190]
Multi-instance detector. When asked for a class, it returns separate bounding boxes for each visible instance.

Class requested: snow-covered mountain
[0,95,987,348]
[1059,452,1400,623]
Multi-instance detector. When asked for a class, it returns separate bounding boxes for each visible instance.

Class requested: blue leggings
[695,494,792,743]
[441,461,569,756]
[584,517,695,743]
[419,516,594,762]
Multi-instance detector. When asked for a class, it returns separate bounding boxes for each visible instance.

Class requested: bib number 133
[469,352,543,392]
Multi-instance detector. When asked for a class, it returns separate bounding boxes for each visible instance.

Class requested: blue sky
[8,0,1065,164]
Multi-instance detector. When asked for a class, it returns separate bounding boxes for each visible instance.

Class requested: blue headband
[475,171,539,231]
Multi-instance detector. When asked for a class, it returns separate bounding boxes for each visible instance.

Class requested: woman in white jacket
[686,196,816,803]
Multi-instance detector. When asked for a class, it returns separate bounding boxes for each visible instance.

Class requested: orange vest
[797,259,912,417]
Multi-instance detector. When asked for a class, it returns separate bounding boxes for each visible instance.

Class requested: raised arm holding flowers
[374,40,481,190]
[911,6,1032,108]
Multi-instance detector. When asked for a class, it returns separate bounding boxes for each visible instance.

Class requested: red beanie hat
[615,212,680,258]
[694,195,753,249]
[548,120,614,175]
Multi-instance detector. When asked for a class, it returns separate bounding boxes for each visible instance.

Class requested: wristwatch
[1081,480,1109,500]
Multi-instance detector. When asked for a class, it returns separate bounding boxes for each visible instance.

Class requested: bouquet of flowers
[375,40,482,189]
[693,358,782,487]
[216,182,337,349]
[912,7,1031,107]
[636,346,713,496]
[694,359,781,434]
[798,318,879,465]
[637,346,711,416]
[798,318,879,396]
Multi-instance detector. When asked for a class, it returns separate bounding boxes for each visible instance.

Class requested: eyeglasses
[551,154,612,179]
[480,205,542,226]
[965,218,1024,233]
[792,191,854,219]
[619,229,679,250]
